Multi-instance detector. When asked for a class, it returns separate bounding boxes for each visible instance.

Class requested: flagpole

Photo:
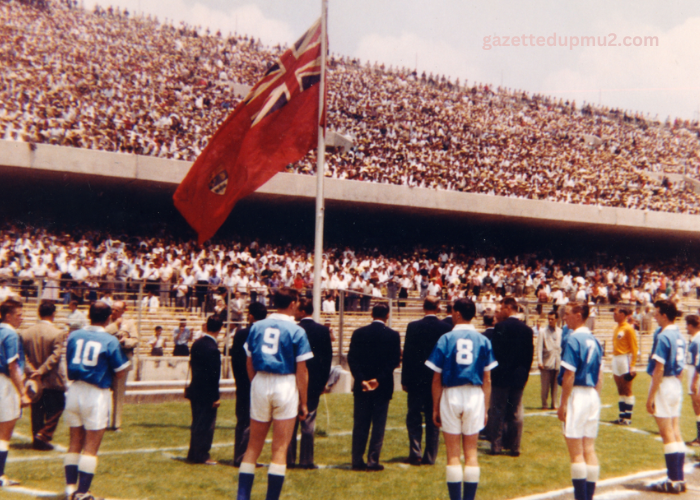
[312,0,328,323]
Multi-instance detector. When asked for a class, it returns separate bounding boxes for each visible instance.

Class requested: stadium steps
[124,379,237,404]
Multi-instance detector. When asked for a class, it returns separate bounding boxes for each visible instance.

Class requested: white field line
[1,484,132,500]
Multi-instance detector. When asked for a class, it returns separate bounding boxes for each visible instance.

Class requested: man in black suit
[347,303,401,471]
[186,315,223,465]
[287,298,332,469]
[486,297,534,457]
[231,302,268,467]
[401,296,451,465]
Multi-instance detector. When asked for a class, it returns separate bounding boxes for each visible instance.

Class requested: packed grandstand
[2,0,700,216]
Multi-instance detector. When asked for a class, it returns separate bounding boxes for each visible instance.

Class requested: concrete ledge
[2,140,700,238]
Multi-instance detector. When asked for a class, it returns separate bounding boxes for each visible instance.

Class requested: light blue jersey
[425,324,498,387]
[245,313,313,374]
[560,327,602,387]
[66,326,130,389]
[647,324,685,377]
[560,325,572,352]
[688,333,700,369]
[0,323,24,376]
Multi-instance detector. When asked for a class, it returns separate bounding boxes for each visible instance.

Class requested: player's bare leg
[613,374,634,424]
[444,432,463,500]
[0,419,20,486]
[689,392,700,446]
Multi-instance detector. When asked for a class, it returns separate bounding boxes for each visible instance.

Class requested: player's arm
[557,369,575,423]
[628,329,638,374]
[482,370,491,426]
[9,359,31,407]
[246,356,256,382]
[646,360,664,414]
[595,363,604,394]
[296,360,309,420]
[431,371,443,428]
[692,367,700,396]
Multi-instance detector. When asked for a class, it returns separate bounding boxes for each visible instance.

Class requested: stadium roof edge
[2,139,700,240]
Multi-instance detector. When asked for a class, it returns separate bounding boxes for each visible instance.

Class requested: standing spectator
[401,296,451,466]
[236,288,312,500]
[66,301,87,333]
[173,319,192,356]
[230,302,267,467]
[63,302,129,499]
[557,303,603,500]
[287,297,332,469]
[686,315,700,447]
[0,299,31,487]
[347,303,401,471]
[645,300,687,494]
[426,298,497,500]
[185,315,223,465]
[486,297,533,456]
[611,307,638,425]
[105,301,138,431]
[149,326,166,356]
[536,311,562,410]
[20,300,67,450]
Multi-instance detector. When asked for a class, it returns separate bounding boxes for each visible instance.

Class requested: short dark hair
[38,300,56,319]
[0,299,22,321]
[89,301,112,324]
[616,307,631,317]
[248,302,268,321]
[502,296,519,312]
[273,287,298,309]
[655,300,679,321]
[453,298,476,321]
[297,297,314,316]
[547,310,557,318]
[206,315,224,333]
[423,296,440,312]
[686,314,700,328]
[371,303,390,320]
[569,302,589,320]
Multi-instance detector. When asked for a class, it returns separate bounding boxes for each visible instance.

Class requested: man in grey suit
[20,300,66,450]
[401,296,451,465]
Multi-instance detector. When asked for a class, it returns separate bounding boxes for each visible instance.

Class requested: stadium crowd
[1,222,699,323]
[2,0,700,215]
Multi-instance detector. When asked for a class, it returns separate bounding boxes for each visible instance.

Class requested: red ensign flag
[174,19,324,244]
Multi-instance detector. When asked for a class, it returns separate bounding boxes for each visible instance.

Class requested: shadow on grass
[10,442,36,450]
[133,422,236,431]
[385,456,410,464]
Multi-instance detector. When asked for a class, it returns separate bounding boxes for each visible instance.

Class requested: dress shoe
[508,451,521,457]
[351,463,367,471]
[366,464,384,472]
[32,439,54,451]
[287,464,297,469]
[404,457,421,466]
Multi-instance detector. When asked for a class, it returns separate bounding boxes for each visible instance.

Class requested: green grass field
[5,373,700,500]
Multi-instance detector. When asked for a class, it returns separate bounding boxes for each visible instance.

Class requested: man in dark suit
[186,315,223,465]
[287,298,332,469]
[401,296,451,465]
[231,302,267,467]
[347,303,401,471]
[486,297,534,457]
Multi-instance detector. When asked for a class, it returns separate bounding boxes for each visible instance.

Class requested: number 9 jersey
[66,326,130,389]
[425,324,498,387]
[245,313,313,374]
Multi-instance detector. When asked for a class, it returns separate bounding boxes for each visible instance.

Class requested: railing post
[135,281,144,381]
[223,287,232,379]
[388,297,393,329]
[338,290,345,364]
[37,278,43,303]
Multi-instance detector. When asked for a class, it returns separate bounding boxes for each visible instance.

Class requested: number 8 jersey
[425,324,498,387]
[245,313,313,374]
[66,326,130,389]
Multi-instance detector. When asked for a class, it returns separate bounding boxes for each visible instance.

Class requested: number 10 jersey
[66,326,130,389]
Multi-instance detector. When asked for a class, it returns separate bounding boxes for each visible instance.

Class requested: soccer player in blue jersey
[63,302,130,500]
[557,303,603,500]
[0,299,31,487]
[646,300,687,494]
[426,298,497,500]
[685,315,700,446]
[236,287,313,500]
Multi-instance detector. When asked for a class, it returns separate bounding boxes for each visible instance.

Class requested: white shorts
[564,387,600,439]
[611,354,631,377]
[0,374,20,423]
[250,372,298,422]
[440,385,485,436]
[654,377,682,418]
[64,381,111,431]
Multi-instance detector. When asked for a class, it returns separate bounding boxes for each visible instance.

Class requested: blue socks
[446,465,462,500]
[76,455,97,494]
[265,463,286,500]
[0,440,8,477]
[463,466,480,500]
[571,463,588,500]
[236,462,256,500]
